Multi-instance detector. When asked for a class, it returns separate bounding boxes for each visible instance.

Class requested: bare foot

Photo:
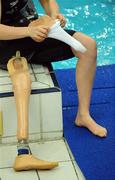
[75,113,107,137]
[14,154,59,171]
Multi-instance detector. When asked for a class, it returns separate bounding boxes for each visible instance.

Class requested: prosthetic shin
[7,51,58,171]
[7,51,31,142]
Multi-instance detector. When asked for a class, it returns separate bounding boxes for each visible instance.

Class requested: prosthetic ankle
[17,140,30,155]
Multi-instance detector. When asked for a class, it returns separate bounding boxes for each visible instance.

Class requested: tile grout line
[71,161,81,180]
[36,170,41,180]
[39,94,43,141]
[73,161,86,180]
[0,137,63,147]
[64,138,84,180]
[63,138,75,161]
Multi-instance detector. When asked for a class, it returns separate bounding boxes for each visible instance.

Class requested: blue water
[33,0,115,69]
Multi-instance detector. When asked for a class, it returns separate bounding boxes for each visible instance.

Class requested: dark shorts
[0,29,76,70]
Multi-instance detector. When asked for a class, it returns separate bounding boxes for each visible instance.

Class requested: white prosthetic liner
[48,20,87,53]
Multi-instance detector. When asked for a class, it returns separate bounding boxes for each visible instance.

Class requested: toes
[102,128,107,137]
[93,126,107,137]
[75,116,107,138]
[96,128,107,137]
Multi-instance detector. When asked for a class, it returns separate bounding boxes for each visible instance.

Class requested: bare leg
[7,52,58,171]
[72,32,107,137]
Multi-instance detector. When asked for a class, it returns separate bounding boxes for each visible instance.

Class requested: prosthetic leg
[29,15,87,53]
[7,51,58,171]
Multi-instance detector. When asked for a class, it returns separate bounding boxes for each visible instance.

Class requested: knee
[76,47,97,64]
[86,38,97,60]
[72,32,97,60]
[81,37,97,60]
[88,37,97,52]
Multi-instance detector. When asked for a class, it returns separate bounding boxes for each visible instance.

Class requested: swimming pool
[33,0,115,69]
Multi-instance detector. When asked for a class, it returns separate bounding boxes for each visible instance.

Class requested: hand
[28,25,49,42]
[52,13,66,28]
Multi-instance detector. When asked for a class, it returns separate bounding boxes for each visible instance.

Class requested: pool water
[33,0,115,69]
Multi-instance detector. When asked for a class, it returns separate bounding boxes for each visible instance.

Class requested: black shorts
[0,29,76,70]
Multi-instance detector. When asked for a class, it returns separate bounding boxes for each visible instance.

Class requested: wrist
[50,12,60,18]
[24,27,30,37]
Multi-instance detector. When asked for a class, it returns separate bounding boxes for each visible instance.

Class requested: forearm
[39,0,60,17]
[0,24,29,40]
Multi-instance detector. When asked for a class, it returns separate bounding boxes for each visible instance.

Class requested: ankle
[77,110,90,117]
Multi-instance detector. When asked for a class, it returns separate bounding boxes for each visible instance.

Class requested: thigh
[30,29,76,64]
[0,38,37,66]
[0,29,76,69]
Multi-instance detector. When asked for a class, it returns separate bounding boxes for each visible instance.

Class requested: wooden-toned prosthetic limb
[7,51,58,171]
[7,51,31,141]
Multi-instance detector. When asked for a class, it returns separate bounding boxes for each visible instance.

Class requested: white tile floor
[0,139,86,180]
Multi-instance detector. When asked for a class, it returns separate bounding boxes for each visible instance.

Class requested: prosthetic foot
[14,154,58,171]
[7,51,59,171]
[29,15,87,53]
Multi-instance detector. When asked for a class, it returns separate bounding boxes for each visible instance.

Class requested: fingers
[34,36,46,42]
[37,30,47,38]
[60,20,66,28]
[38,26,49,36]
[34,26,49,41]
[56,14,66,28]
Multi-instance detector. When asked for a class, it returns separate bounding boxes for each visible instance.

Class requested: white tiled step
[0,69,9,77]
[0,65,33,77]
[0,64,55,93]
[36,73,54,88]
[32,64,45,74]
[0,75,35,93]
